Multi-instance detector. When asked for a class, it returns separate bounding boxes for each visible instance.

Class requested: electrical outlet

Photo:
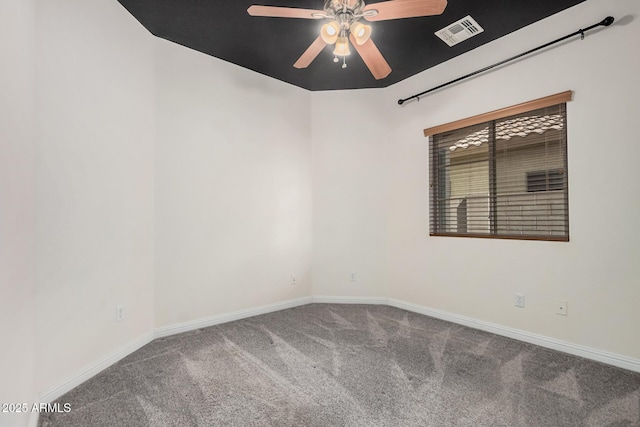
[291,275,297,286]
[556,300,568,316]
[514,293,525,308]
[350,272,357,282]
[116,305,124,322]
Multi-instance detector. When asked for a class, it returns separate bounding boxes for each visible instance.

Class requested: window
[526,169,564,193]
[425,92,570,241]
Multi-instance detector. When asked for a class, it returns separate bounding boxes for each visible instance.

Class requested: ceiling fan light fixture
[333,36,351,56]
[350,22,371,45]
[321,21,340,44]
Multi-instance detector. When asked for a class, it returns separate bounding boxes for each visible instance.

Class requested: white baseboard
[387,298,640,373]
[28,408,41,427]
[154,296,313,339]
[34,294,640,416]
[37,331,154,403]
[311,295,388,305]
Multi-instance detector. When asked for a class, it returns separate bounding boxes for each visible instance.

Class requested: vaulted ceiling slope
[116,0,586,91]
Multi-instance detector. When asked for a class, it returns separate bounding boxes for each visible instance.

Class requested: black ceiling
[116,0,587,91]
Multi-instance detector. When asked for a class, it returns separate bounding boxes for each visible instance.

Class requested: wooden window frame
[424,91,572,137]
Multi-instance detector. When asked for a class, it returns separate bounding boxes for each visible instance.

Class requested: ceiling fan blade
[363,0,447,22]
[349,35,391,80]
[294,36,327,68]
[247,5,324,19]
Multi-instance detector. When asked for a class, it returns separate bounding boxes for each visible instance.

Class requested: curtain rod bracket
[397,16,615,106]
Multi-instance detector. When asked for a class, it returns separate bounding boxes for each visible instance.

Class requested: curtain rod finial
[601,16,614,26]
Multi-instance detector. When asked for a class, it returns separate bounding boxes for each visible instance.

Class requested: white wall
[313,0,640,360]
[154,42,313,327]
[311,90,391,298]
[0,1,37,426]
[34,0,156,397]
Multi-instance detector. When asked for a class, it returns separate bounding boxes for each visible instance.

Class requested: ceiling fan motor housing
[324,0,366,23]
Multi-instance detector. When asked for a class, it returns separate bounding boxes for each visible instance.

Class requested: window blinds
[429,103,569,241]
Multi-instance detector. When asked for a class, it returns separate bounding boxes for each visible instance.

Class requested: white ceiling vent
[435,15,484,47]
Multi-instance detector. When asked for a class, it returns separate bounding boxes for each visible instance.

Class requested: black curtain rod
[397,16,615,106]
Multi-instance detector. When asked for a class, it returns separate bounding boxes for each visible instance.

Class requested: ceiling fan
[247,0,448,80]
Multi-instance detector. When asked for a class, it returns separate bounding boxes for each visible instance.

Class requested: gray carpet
[39,304,640,426]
